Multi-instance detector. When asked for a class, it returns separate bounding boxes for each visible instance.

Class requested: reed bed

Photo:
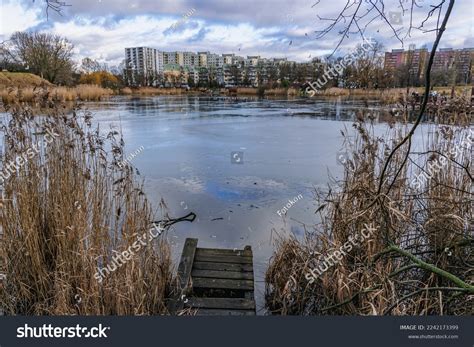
[129,87,183,95]
[265,113,473,315]
[0,92,174,315]
[0,84,114,104]
[317,86,472,104]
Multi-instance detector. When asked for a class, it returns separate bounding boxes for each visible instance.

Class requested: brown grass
[317,86,473,104]
[129,87,183,95]
[0,72,52,89]
[0,92,174,315]
[265,113,473,315]
[0,84,114,104]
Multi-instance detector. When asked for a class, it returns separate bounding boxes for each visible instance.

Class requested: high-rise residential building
[455,48,474,83]
[384,47,428,80]
[246,55,260,67]
[384,47,474,84]
[125,47,162,75]
[408,48,429,80]
[222,54,234,65]
[233,55,245,67]
[183,52,198,67]
[271,58,288,65]
[156,51,164,73]
[384,49,406,70]
[198,52,209,67]
[124,47,163,85]
[207,53,223,67]
[163,51,177,65]
[176,52,184,66]
[432,48,456,71]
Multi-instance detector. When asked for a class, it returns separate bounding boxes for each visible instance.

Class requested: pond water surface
[85,95,411,313]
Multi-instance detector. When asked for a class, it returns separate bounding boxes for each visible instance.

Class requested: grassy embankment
[0,72,113,103]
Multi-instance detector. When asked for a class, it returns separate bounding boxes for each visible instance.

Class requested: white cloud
[1,0,472,65]
[0,0,42,40]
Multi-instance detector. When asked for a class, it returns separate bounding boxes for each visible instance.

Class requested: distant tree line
[0,30,471,90]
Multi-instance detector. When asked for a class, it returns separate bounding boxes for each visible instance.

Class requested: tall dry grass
[130,87,183,95]
[265,113,473,315]
[0,92,174,315]
[0,84,113,104]
[316,86,472,105]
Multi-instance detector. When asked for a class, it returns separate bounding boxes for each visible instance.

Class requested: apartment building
[124,47,163,85]
[433,47,474,83]
[432,48,456,71]
[384,49,406,70]
[409,48,429,80]
[163,51,177,65]
[246,55,260,67]
[208,53,224,68]
[222,54,234,65]
[455,48,474,83]
[384,47,428,81]
[384,47,474,83]
[183,52,198,67]
[125,47,163,75]
[198,52,209,67]
[157,51,164,73]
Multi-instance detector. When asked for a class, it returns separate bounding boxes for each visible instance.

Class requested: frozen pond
[83,95,417,313]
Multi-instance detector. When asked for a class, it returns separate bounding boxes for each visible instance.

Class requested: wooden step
[193,309,255,316]
[192,277,254,291]
[191,269,253,280]
[184,297,255,310]
[194,253,253,264]
[193,261,253,272]
[195,247,252,257]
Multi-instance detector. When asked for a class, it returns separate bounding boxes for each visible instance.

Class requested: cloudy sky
[1,0,473,67]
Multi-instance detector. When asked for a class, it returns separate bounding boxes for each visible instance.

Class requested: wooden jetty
[169,238,256,316]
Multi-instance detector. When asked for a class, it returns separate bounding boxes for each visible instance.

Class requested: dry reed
[265,112,473,315]
[0,84,113,104]
[0,91,174,315]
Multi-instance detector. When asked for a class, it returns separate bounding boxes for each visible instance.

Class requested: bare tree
[32,0,70,19]
[81,57,102,74]
[10,31,74,85]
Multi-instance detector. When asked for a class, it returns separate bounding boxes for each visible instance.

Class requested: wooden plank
[194,309,255,316]
[193,261,253,272]
[194,253,253,264]
[170,238,198,313]
[184,297,255,310]
[192,277,254,291]
[195,248,252,257]
[191,269,254,280]
[177,238,198,289]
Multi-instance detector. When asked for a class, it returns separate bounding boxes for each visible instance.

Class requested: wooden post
[168,238,198,314]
